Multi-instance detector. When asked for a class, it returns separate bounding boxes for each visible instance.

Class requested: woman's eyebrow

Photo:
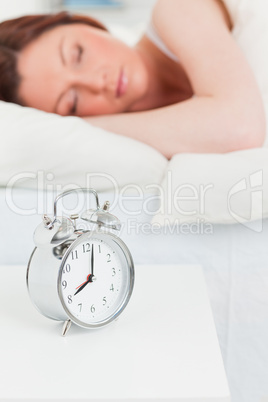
[54,37,66,113]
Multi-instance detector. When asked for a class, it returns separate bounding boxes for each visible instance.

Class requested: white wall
[65,0,157,28]
[0,0,156,24]
[58,0,157,44]
[0,0,56,22]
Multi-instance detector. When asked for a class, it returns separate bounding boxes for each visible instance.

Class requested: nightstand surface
[0,264,230,401]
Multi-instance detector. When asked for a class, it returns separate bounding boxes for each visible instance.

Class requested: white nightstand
[0,264,230,401]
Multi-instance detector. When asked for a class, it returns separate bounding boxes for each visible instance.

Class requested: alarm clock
[26,188,135,336]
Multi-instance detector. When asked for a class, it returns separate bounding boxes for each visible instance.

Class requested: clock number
[112,268,116,277]
[78,303,82,312]
[82,243,90,253]
[91,305,95,313]
[68,295,73,304]
[103,297,107,306]
[72,250,78,260]
[110,284,114,292]
[98,245,101,253]
[63,264,71,274]
[107,254,111,263]
[62,280,67,289]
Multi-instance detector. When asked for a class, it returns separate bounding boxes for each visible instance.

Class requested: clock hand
[74,274,93,296]
[91,244,94,278]
[75,274,92,289]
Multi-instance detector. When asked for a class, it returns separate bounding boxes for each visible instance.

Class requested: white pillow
[151,147,268,227]
[0,101,167,191]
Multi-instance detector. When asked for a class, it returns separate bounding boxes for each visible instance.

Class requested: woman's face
[17,23,149,116]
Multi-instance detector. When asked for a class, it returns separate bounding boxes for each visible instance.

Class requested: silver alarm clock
[26,188,135,336]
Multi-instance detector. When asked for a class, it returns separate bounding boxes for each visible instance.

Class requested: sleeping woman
[0,0,265,159]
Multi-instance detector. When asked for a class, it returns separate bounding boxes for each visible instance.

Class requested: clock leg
[62,319,72,337]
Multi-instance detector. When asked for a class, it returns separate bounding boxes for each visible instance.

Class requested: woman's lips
[116,69,128,98]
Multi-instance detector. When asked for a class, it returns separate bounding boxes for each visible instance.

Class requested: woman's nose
[70,68,108,93]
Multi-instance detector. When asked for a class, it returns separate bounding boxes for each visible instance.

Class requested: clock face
[58,232,134,328]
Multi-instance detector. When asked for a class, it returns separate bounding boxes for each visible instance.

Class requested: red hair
[0,12,107,104]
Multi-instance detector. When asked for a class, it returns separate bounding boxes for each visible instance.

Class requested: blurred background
[0,0,156,44]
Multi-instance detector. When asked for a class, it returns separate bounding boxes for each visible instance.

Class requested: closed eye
[70,92,78,115]
[77,45,83,62]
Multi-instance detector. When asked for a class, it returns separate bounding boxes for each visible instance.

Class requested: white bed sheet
[1,188,268,402]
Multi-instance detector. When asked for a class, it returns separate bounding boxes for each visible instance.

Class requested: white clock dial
[59,232,133,327]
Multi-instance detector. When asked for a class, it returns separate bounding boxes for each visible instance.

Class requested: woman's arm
[85,0,266,159]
